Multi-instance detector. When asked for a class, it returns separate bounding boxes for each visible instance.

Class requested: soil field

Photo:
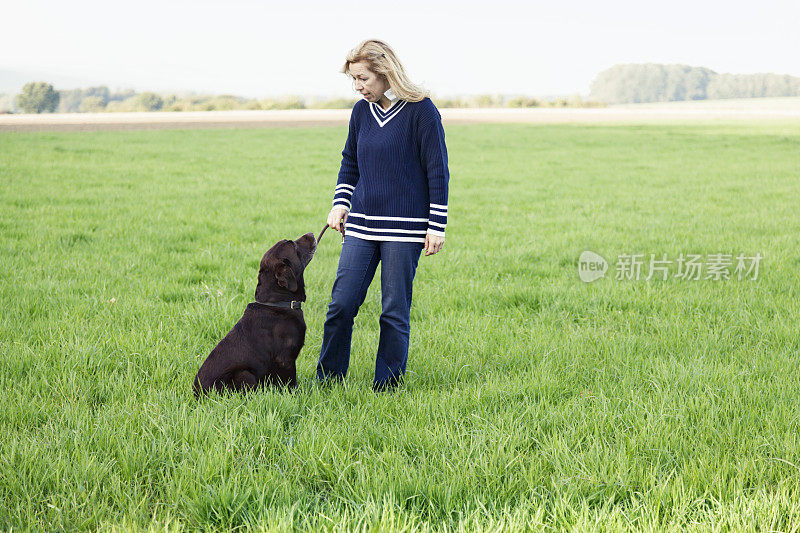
[2,102,799,132]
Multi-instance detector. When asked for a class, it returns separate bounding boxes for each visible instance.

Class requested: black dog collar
[253,299,302,310]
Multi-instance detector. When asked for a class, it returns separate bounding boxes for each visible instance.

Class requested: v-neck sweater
[331,96,449,243]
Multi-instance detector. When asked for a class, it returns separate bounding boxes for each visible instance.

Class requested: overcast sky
[2,0,798,98]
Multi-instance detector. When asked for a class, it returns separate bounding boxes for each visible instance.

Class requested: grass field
[2,120,800,530]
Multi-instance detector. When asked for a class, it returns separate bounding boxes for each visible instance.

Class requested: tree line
[590,63,800,104]
[3,82,605,114]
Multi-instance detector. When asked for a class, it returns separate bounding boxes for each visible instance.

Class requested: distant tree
[56,86,110,112]
[16,82,59,113]
[161,94,178,110]
[591,63,800,103]
[707,72,800,99]
[135,92,163,111]
[109,89,136,102]
[274,95,305,109]
[79,96,106,112]
[163,98,193,112]
[84,86,110,104]
[706,73,742,99]
[58,88,84,112]
[204,95,243,111]
[507,96,541,107]
[436,97,470,108]
[105,95,140,112]
[306,97,358,109]
[259,96,306,110]
[471,94,502,107]
[588,64,700,104]
[683,67,713,100]
[0,93,18,113]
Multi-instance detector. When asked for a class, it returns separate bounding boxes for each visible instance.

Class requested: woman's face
[348,60,389,103]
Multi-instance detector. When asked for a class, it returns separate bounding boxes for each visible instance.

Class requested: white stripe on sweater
[345,230,426,243]
[368,100,408,127]
[345,223,427,235]
[332,199,351,210]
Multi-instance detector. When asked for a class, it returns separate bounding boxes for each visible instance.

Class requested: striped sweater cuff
[332,183,355,211]
[427,202,447,236]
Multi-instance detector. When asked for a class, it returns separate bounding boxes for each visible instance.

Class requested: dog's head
[255,232,317,302]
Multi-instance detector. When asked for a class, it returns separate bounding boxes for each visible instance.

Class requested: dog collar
[252,299,302,310]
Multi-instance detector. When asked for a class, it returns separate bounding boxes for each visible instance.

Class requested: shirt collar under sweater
[372,88,400,111]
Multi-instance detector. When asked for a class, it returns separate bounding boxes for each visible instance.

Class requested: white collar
[384,88,398,103]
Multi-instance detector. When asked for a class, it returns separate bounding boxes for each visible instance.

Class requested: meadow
[1,119,800,531]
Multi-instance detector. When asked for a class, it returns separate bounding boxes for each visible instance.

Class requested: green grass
[2,120,800,531]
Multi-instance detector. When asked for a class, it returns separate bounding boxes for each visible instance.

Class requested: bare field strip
[2,105,799,132]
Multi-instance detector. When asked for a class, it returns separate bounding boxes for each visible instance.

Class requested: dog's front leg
[270,359,298,390]
[231,369,258,393]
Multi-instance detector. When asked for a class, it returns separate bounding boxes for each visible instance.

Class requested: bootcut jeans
[317,233,424,390]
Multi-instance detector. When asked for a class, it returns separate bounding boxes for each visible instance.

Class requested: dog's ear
[275,259,298,292]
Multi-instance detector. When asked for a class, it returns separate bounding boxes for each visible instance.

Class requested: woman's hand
[424,232,444,256]
[328,207,349,235]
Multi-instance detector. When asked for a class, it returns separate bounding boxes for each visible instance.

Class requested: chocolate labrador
[193,231,319,396]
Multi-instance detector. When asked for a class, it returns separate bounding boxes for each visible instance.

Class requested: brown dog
[193,232,317,396]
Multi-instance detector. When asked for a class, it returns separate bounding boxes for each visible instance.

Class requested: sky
[2,0,798,99]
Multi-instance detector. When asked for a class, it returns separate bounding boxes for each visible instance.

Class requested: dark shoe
[373,378,403,393]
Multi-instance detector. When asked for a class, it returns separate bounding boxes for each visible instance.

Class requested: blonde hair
[341,39,430,102]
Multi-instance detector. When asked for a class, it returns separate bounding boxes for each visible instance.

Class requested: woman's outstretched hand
[327,207,349,235]
[425,232,444,256]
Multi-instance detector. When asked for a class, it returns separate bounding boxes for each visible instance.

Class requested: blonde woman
[318,39,450,392]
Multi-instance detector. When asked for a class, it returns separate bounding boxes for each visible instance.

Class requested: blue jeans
[317,234,424,390]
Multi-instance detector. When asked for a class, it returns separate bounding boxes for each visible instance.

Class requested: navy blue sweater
[332,96,449,243]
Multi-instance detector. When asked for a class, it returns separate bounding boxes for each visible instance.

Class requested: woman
[317,39,450,392]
